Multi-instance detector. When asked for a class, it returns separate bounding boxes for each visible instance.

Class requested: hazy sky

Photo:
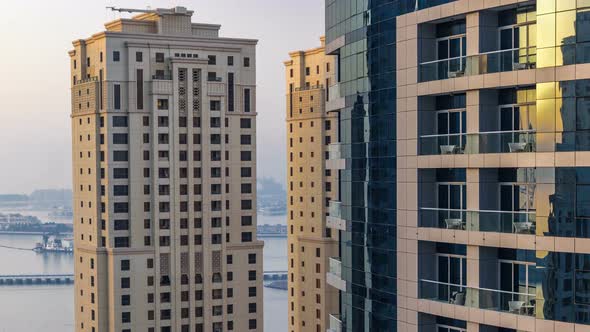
[0,0,324,194]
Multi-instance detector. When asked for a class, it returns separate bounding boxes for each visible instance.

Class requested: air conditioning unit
[440,145,457,154]
[508,142,528,153]
[513,62,528,70]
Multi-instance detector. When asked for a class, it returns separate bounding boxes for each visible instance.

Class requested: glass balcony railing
[419,208,536,234]
[419,279,536,316]
[419,56,467,82]
[419,133,466,155]
[476,130,536,153]
[419,47,536,82]
[419,130,536,155]
[328,257,342,277]
[328,84,341,101]
[328,143,343,160]
[328,314,342,332]
[328,200,342,220]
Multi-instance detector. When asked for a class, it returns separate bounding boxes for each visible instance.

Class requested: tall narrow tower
[70,7,263,332]
[284,37,339,332]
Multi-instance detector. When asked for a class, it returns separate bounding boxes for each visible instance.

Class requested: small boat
[33,235,73,254]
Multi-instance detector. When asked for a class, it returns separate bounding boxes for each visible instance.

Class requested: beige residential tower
[70,7,263,332]
[284,37,339,332]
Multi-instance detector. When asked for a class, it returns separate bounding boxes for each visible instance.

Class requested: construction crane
[106,6,188,15]
[106,7,156,14]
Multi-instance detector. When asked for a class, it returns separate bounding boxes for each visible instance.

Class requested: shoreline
[0,231,73,236]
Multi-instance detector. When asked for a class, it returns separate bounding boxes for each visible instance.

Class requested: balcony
[326,257,346,291]
[419,208,536,234]
[151,79,173,95]
[327,314,342,332]
[419,47,536,82]
[327,200,346,231]
[419,130,536,155]
[326,143,347,170]
[207,82,225,96]
[326,83,344,112]
[419,279,536,317]
[294,84,322,92]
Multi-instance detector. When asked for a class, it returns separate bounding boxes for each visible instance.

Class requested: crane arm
[106,7,157,14]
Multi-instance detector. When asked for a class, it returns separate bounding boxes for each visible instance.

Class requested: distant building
[70,7,263,332]
[284,37,339,332]
[0,213,41,230]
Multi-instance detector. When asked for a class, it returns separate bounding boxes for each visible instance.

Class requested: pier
[0,274,74,285]
[0,272,285,286]
[262,271,287,281]
[263,271,288,290]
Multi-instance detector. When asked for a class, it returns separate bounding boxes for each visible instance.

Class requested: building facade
[327,0,590,331]
[69,7,263,332]
[284,37,340,332]
[324,0,455,331]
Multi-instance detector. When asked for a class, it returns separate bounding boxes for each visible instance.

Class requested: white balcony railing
[151,80,173,95]
[328,314,342,332]
[326,83,344,112]
[327,201,346,231]
[328,83,341,101]
[327,257,346,291]
[328,143,343,160]
[326,143,347,170]
[207,82,225,96]
[329,257,341,277]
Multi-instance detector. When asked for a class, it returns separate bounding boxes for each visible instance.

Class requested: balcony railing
[419,47,536,82]
[419,279,536,316]
[476,130,536,154]
[419,133,466,155]
[326,83,344,112]
[328,257,342,277]
[294,84,323,92]
[327,257,346,291]
[419,208,536,234]
[419,130,536,155]
[328,200,342,220]
[328,314,342,332]
[328,84,341,101]
[75,77,98,85]
[327,200,346,230]
[328,143,343,160]
[152,74,172,80]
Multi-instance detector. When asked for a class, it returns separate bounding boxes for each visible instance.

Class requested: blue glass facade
[325,1,455,331]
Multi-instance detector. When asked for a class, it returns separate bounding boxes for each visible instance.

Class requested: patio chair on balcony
[448,70,465,78]
[440,145,457,154]
[513,221,534,234]
[445,218,464,230]
[508,301,525,314]
[508,142,529,153]
[450,291,465,305]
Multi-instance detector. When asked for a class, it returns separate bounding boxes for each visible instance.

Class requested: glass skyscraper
[324,1,455,331]
[325,0,590,331]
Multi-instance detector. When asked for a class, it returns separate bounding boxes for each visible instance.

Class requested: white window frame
[436,324,467,332]
[497,259,536,299]
[435,34,467,71]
